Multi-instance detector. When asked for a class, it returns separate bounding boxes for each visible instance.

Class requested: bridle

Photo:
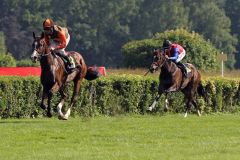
[35,49,51,57]
[31,38,51,62]
[150,50,166,71]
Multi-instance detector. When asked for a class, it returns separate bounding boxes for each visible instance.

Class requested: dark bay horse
[148,49,205,117]
[31,32,95,120]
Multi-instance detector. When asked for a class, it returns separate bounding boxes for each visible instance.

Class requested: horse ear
[33,32,36,39]
[41,32,44,39]
[153,49,158,55]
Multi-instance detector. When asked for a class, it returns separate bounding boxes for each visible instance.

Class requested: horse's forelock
[154,48,162,54]
[153,50,159,56]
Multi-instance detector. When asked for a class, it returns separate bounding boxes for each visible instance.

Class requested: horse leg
[192,98,201,116]
[46,91,53,118]
[164,93,169,110]
[64,80,82,119]
[40,88,48,110]
[148,93,162,111]
[184,100,191,118]
[57,88,68,120]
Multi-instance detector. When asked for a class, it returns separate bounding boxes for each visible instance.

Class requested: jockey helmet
[162,40,172,49]
[43,18,54,28]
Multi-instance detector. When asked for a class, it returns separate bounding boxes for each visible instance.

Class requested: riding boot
[65,56,75,70]
[177,62,190,77]
[56,52,74,71]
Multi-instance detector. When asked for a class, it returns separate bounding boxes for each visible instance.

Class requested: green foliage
[60,0,139,66]
[122,29,219,70]
[130,0,188,39]
[184,0,238,54]
[121,39,160,67]
[16,59,40,67]
[0,53,16,67]
[224,0,240,68]
[0,32,16,67]
[0,0,238,68]
[0,75,239,118]
[0,77,42,118]
[0,32,6,53]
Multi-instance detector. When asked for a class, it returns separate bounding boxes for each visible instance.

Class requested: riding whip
[144,70,150,76]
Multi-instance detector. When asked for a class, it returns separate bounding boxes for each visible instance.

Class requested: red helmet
[43,18,54,28]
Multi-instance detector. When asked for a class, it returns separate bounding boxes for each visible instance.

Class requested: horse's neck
[40,52,54,70]
[160,60,178,76]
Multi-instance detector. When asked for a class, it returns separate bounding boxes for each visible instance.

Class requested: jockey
[162,40,191,77]
[43,18,74,71]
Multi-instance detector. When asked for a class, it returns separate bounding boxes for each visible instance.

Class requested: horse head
[31,32,49,62]
[149,49,166,73]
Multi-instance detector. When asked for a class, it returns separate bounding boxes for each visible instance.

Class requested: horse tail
[84,67,101,81]
[197,81,206,100]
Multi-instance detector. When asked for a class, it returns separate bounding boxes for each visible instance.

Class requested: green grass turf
[0,114,240,160]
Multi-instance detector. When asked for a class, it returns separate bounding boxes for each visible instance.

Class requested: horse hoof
[163,108,168,112]
[40,104,46,110]
[47,112,52,118]
[197,110,202,117]
[184,112,188,118]
[58,115,68,120]
[146,107,153,113]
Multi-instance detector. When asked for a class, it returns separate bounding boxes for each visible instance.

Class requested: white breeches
[49,34,70,55]
[176,49,186,63]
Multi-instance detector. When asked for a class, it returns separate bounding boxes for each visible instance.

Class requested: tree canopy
[0,0,239,68]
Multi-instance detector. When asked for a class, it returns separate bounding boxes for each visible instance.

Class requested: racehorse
[31,32,98,120]
[147,49,205,117]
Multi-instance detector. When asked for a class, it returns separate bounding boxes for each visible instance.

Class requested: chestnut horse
[31,32,95,120]
[147,49,205,117]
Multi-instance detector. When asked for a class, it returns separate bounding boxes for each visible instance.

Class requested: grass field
[1,115,240,160]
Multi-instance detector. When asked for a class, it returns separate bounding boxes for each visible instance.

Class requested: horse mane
[155,49,178,73]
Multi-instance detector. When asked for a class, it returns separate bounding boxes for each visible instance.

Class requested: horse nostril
[31,56,37,62]
[149,66,155,73]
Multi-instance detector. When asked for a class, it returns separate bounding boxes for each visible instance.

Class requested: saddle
[176,63,191,77]
[55,52,76,73]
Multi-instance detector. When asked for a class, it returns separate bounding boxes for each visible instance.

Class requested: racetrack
[0,114,240,160]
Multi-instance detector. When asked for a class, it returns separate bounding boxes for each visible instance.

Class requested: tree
[0,0,52,59]
[53,0,140,66]
[130,0,188,40]
[0,0,238,68]
[0,32,6,53]
[184,0,237,54]
[223,0,240,68]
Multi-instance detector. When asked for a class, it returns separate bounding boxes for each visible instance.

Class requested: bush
[0,53,16,67]
[16,59,40,67]
[0,76,239,118]
[121,39,160,68]
[122,29,220,70]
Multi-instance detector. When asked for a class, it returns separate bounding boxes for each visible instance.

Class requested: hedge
[0,76,239,118]
[122,29,220,70]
